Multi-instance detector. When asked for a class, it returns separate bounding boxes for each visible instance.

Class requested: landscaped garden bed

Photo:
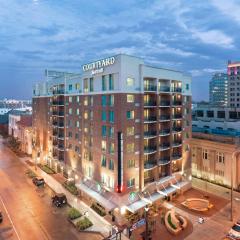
[62,181,79,196]
[76,217,93,231]
[68,207,82,220]
[91,203,106,216]
[25,169,37,178]
[38,164,55,174]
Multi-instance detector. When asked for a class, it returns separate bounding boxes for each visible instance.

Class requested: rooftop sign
[82,56,115,74]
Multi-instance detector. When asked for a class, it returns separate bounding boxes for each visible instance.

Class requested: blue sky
[0,0,239,100]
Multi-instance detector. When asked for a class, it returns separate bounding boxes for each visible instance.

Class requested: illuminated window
[69,108,72,115]
[127,127,134,136]
[127,95,134,103]
[109,126,114,138]
[101,140,106,152]
[76,96,80,102]
[127,143,134,153]
[76,108,80,115]
[109,142,114,154]
[126,77,134,86]
[202,149,208,160]
[84,111,88,119]
[84,97,88,106]
[127,110,134,119]
[69,96,72,103]
[76,121,80,128]
[84,127,88,133]
[127,159,135,168]
[127,178,135,188]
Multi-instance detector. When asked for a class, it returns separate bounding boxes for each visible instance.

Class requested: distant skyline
[0,0,240,100]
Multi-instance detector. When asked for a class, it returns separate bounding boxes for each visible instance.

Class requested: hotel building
[32,54,192,220]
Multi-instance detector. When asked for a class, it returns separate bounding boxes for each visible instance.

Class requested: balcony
[172,154,182,160]
[172,141,182,147]
[144,146,157,155]
[172,127,182,133]
[171,87,182,93]
[58,134,64,139]
[144,85,157,92]
[52,101,64,106]
[144,177,155,184]
[158,157,171,165]
[159,86,170,92]
[159,115,170,122]
[58,144,65,151]
[53,89,65,95]
[159,101,170,107]
[144,131,157,139]
[144,101,157,107]
[172,114,182,119]
[159,129,170,136]
[172,101,182,106]
[52,111,64,116]
[53,131,58,136]
[52,140,58,146]
[58,122,64,128]
[159,143,170,151]
[144,162,157,170]
[52,121,58,127]
[144,116,157,123]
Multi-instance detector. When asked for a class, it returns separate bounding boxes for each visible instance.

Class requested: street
[0,137,102,240]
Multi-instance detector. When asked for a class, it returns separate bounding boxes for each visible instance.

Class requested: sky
[0,0,239,101]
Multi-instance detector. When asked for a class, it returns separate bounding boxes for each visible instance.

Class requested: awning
[158,186,177,196]
[126,199,149,213]
[144,192,165,203]
[172,181,189,189]
[76,182,117,211]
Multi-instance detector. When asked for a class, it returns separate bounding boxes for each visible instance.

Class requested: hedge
[25,169,37,178]
[91,203,106,216]
[76,217,93,231]
[62,181,79,196]
[39,164,55,174]
[68,207,82,220]
[168,213,177,230]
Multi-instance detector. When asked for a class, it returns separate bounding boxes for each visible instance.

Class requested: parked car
[32,177,45,187]
[228,224,240,239]
[0,212,2,223]
[52,193,67,207]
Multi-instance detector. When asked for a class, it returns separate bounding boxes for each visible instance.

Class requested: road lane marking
[0,194,21,240]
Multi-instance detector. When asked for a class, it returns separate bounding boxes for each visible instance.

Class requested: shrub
[68,208,82,220]
[39,164,55,174]
[91,203,106,216]
[25,169,37,178]
[63,181,78,196]
[168,213,177,230]
[76,217,93,231]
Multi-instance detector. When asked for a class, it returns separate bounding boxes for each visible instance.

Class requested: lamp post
[144,206,149,240]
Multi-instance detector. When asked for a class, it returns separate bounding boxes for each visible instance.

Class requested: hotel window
[101,140,106,152]
[89,137,93,147]
[127,94,134,103]
[127,178,135,188]
[102,125,107,137]
[126,77,134,86]
[75,146,80,153]
[202,149,208,160]
[68,144,72,150]
[68,132,72,138]
[109,95,114,106]
[75,133,79,140]
[127,126,134,136]
[102,111,107,121]
[217,152,225,164]
[127,159,135,168]
[84,127,88,133]
[68,119,72,127]
[90,110,93,120]
[87,166,93,178]
[186,83,189,90]
[101,95,107,106]
[90,77,94,92]
[69,84,73,91]
[102,76,107,91]
[101,155,107,167]
[127,143,134,153]
[90,96,93,106]
[84,97,88,106]
[84,78,88,93]
[109,111,115,123]
[127,110,134,119]
[76,121,80,128]
[69,96,72,103]
[109,126,114,138]
[109,142,115,154]
[109,159,114,170]
[84,111,88,119]
[69,108,72,115]
[109,74,114,90]
[77,96,80,102]
[75,83,80,91]
[76,108,80,115]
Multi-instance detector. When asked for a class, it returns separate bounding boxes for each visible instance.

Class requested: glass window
[109,126,114,138]
[109,142,114,154]
[109,95,114,106]
[69,96,72,103]
[84,78,88,93]
[75,83,80,90]
[84,111,88,119]
[109,74,114,90]
[101,155,107,167]
[102,125,107,136]
[68,131,72,138]
[69,108,72,115]
[75,133,79,140]
[69,84,73,91]
[217,152,225,164]
[90,77,94,92]
[126,77,134,86]
[127,159,135,168]
[127,143,134,153]
[102,111,107,121]
[101,95,107,106]
[84,97,88,106]
[127,95,134,103]
[76,96,80,102]
[101,140,106,152]
[127,127,134,136]
[186,83,189,90]
[102,76,107,91]
[76,108,80,115]
[109,159,114,170]
[90,96,93,106]
[109,111,114,123]
[76,121,80,127]
[127,110,134,119]
[127,178,135,188]
[202,149,208,160]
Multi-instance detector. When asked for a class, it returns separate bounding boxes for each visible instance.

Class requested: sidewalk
[20,157,113,238]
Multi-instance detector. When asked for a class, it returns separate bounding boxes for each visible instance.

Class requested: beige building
[190,131,240,191]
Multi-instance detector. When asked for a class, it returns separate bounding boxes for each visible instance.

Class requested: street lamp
[144,206,149,240]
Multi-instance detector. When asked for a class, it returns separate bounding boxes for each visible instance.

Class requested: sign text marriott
[82,56,115,72]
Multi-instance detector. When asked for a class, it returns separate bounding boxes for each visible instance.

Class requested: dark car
[0,212,3,223]
[52,193,67,207]
[32,177,45,187]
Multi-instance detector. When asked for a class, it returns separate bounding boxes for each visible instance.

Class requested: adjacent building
[228,61,240,107]
[32,54,192,222]
[209,73,228,106]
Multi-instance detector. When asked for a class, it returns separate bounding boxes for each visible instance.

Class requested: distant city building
[0,108,11,115]
[0,99,31,109]
[32,54,192,223]
[228,61,240,107]
[209,73,228,106]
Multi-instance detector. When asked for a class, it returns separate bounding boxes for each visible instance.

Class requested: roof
[17,115,32,127]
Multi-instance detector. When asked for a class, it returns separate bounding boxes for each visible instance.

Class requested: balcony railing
[159,115,170,121]
[172,101,182,106]
[53,89,65,95]
[159,129,170,136]
[144,101,157,107]
[58,145,65,150]
[53,131,58,136]
[144,146,157,154]
[144,85,157,91]
[144,131,157,138]
[159,143,170,150]
[171,87,182,93]
[159,86,170,92]
[58,134,64,139]
[172,141,182,147]
[144,116,157,122]
[52,101,64,105]
[144,177,155,184]
[172,127,182,132]
[52,121,58,126]
[159,101,170,106]
[172,114,182,119]
[144,162,157,170]
[158,157,170,165]
[172,154,182,160]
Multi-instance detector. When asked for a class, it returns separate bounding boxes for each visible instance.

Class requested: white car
[228,224,240,239]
